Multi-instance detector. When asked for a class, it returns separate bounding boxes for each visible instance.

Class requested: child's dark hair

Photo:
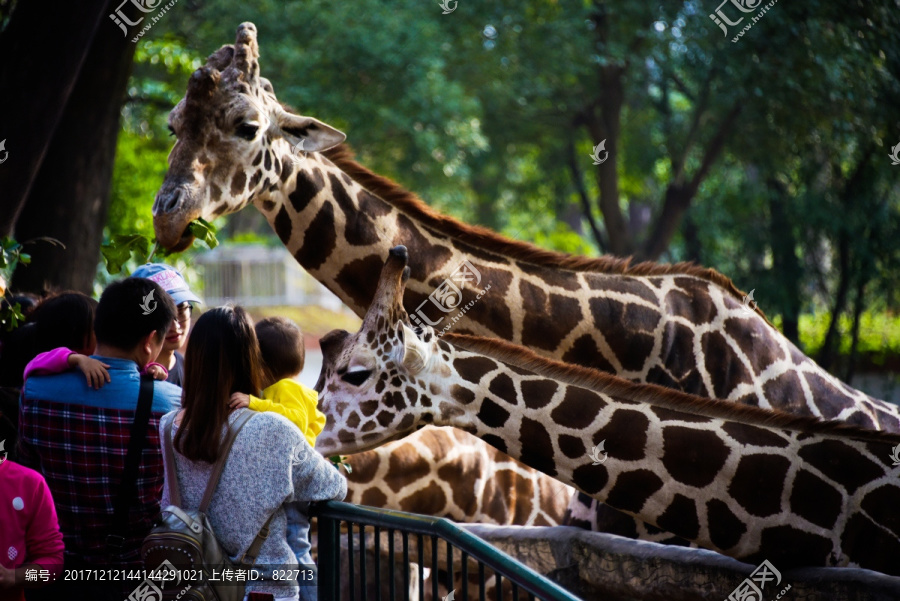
[255,317,305,383]
[94,278,176,350]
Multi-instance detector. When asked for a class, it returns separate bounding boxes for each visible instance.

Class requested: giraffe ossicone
[315,246,900,575]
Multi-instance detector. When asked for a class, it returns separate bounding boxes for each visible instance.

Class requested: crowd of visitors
[0,264,345,601]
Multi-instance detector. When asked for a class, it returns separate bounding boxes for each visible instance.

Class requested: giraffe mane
[443,333,900,444]
[322,144,767,321]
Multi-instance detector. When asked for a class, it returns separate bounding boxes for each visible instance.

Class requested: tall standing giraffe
[152,22,900,537]
[314,246,900,576]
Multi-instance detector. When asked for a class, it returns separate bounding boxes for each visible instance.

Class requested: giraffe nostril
[153,189,184,216]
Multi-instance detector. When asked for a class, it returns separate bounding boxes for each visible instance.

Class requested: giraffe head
[316,245,459,455]
[153,22,345,250]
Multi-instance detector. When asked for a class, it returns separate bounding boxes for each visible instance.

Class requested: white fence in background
[195,244,346,311]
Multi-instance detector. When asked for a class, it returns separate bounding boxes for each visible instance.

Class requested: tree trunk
[844,276,867,384]
[11,2,136,294]
[0,0,110,234]
[767,178,801,344]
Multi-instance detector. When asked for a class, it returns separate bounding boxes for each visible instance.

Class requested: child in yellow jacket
[228,316,326,570]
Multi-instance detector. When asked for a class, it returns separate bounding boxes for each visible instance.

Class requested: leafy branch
[100,218,219,275]
[0,236,65,331]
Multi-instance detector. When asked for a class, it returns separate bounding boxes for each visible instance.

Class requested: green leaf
[0,302,25,332]
[101,234,153,274]
[188,218,219,250]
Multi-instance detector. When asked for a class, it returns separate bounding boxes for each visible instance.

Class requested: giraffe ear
[398,322,430,375]
[275,110,346,153]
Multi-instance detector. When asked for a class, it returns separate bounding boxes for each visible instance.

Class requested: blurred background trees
[2,0,899,387]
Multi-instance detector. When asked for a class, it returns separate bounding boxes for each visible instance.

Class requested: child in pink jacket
[0,429,64,600]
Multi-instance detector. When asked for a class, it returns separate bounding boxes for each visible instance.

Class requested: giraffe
[342,425,574,526]
[313,245,900,576]
[151,21,900,540]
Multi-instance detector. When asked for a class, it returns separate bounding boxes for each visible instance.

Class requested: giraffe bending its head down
[155,22,900,545]
[315,246,900,575]
[152,21,898,436]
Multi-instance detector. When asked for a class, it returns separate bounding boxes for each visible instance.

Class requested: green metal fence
[311,501,583,601]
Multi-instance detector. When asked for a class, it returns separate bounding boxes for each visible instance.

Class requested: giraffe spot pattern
[294,202,336,271]
[477,398,510,428]
[450,384,474,405]
[757,526,833,568]
[488,373,518,407]
[361,488,388,507]
[519,417,557,477]
[557,435,585,459]
[721,422,789,447]
[860,485,900,537]
[571,463,608,495]
[562,335,616,374]
[392,214,454,284]
[549,387,605,430]
[329,174,380,246]
[606,469,664,514]
[519,280,583,351]
[798,439,885,495]
[662,426,730,488]
[789,469,842,529]
[588,409,648,463]
[706,499,746,551]
[521,379,558,409]
[289,169,323,214]
[589,298,659,372]
[454,356,499,384]
[356,189,394,218]
[336,254,385,311]
[518,262,582,291]
[399,481,448,515]
[839,513,900,575]
[701,331,756,400]
[656,494,700,541]
[230,170,247,196]
[728,454,790,517]
[650,406,712,424]
[273,206,292,243]
[454,269,515,340]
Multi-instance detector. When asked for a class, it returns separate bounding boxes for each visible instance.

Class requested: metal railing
[311,501,583,601]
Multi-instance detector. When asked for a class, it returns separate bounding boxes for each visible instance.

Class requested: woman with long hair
[160,306,346,601]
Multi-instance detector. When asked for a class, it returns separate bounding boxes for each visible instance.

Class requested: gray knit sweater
[159,408,347,597]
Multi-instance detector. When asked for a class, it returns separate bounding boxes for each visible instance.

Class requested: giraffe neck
[256,148,899,433]
[420,336,900,573]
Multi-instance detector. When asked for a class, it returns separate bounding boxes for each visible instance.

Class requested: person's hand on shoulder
[70,355,111,389]
[229,392,251,410]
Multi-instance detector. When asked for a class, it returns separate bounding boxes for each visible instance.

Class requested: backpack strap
[108,375,155,553]
[199,409,255,512]
[162,416,182,507]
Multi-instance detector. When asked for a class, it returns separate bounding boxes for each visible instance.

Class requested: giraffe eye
[168,125,176,138]
[235,123,259,141]
[341,369,372,387]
